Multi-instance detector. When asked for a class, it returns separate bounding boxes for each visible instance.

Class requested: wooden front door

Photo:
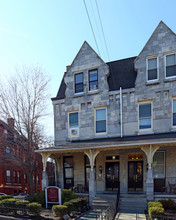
[128,161,143,191]
[105,162,119,191]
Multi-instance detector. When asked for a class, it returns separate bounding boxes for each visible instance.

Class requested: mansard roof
[52,56,137,101]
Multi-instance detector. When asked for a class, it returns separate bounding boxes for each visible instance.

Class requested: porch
[36,133,176,203]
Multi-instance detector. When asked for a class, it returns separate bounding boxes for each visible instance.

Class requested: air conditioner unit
[69,127,79,136]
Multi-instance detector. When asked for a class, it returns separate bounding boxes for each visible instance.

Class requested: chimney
[66,65,71,72]
[7,118,15,129]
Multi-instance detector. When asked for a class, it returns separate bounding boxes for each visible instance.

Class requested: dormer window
[147,57,158,81]
[166,54,176,78]
[75,72,83,93]
[89,69,98,91]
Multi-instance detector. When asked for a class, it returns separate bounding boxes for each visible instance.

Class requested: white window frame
[74,72,84,94]
[153,151,165,179]
[67,111,79,138]
[165,52,176,79]
[6,170,11,184]
[94,107,107,135]
[138,101,152,131]
[146,56,159,82]
[172,98,176,127]
[89,69,98,91]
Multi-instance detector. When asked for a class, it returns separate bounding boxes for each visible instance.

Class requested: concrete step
[120,193,146,198]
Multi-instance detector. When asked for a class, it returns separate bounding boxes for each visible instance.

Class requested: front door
[128,161,143,191]
[106,162,119,191]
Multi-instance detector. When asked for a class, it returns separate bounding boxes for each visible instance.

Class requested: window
[147,57,158,81]
[75,72,83,93]
[69,112,78,128]
[89,69,98,91]
[166,54,176,78]
[173,99,176,126]
[95,108,106,133]
[17,171,21,184]
[139,103,152,130]
[24,174,27,185]
[6,170,11,183]
[63,156,74,189]
[6,147,10,158]
[13,171,17,183]
[36,175,40,185]
[153,151,165,178]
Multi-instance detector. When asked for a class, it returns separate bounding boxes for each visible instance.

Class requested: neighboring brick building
[0,118,42,195]
[38,21,176,203]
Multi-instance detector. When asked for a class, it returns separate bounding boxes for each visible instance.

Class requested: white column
[84,149,100,205]
[40,152,51,190]
[55,156,62,188]
[141,145,159,201]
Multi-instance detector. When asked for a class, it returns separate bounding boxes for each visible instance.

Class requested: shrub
[62,189,77,204]
[149,206,164,220]
[63,202,74,214]
[2,198,18,207]
[27,191,45,206]
[15,200,29,209]
[159,199,176,210]
[69,198,80,211]
[0,195,13,200]
[27,202,42,216]
[52,205,68,218]
[148,201,163,208]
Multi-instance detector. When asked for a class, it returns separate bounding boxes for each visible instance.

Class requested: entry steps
[92,193,117,209]
[118,193,147,214]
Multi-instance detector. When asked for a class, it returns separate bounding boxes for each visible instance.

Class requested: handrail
[116,181,120,213]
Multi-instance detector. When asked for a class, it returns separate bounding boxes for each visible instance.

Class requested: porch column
[55,155,62,188]
[141,145,159,201]
[84,149,100,205]
[40,152,51,190]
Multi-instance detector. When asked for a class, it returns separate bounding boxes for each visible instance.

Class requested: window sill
[87,90,99,95]
[94,133,107,138]
[146,80,160,86]
[171,127,176,132]
[73,92,85,98]
[137,130,154,135]
[164,77,176,82]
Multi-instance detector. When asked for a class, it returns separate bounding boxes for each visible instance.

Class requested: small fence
[96,200,117,220]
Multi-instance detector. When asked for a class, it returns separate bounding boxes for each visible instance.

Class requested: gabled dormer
[64,41,109,100]
[134,21,176,88]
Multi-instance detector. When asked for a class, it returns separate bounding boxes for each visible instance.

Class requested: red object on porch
[47,187,59,203]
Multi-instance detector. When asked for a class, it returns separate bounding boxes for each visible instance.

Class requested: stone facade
[40,21,176,202]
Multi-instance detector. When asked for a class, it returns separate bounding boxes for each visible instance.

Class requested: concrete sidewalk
[115,212,146,220]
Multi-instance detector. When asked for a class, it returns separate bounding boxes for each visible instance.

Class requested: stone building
[38,21,176,203]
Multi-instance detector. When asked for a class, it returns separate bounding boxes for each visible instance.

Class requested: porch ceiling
[36,132,176,155]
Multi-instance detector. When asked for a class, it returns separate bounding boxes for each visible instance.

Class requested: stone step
[119,198,147,202]
[120,193,146,198]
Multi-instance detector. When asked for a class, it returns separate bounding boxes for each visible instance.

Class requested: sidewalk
[115,212,146,220]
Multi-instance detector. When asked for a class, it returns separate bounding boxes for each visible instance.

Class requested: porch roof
[36,132,176,154]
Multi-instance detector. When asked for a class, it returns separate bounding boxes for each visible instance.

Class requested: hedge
[27,202,42,216]
[63,201,74,214]
[159,199,176,210]
[149,206,164,220]
[61,189,77,204]
[52,205,68,218]
[0,195,13,200]
[148,201,163,208]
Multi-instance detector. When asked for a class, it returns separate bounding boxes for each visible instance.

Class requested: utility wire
[83,0,100,56]
[95,0,110,61]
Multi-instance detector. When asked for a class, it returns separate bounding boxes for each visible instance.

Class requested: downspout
[120,87,123,137]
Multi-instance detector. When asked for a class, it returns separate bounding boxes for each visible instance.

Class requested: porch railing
[155,177,176,194]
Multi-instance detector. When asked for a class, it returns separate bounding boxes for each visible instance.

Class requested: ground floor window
[6,170,11,183]
[63,156,74,189]
[153,151,165,178]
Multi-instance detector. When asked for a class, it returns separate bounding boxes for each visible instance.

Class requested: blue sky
[0,0,176,137]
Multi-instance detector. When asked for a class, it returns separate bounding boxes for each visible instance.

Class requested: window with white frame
[75,72,83,93]
[95,108,106,133]
[173,99,176,126]
[166,54,176,78]
[147,57,158,81]
[89,69,98,91]
[68,112,79,136]
[153,151,165,178]
[139,103,152,130]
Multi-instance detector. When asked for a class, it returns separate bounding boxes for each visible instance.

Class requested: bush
[148,201,163,209]
[52,205,68,218]
[2,198,18,207]
[62,189,77,204]
[27,202,42,216]
[27,191,45,207]
[63,201,74,214]
[15,200,29,209]
[0,195,13,200]
[159,199,176,210]
[149,206,164,220]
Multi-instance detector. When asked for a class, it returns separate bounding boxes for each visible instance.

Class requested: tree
[0,65,50,194]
